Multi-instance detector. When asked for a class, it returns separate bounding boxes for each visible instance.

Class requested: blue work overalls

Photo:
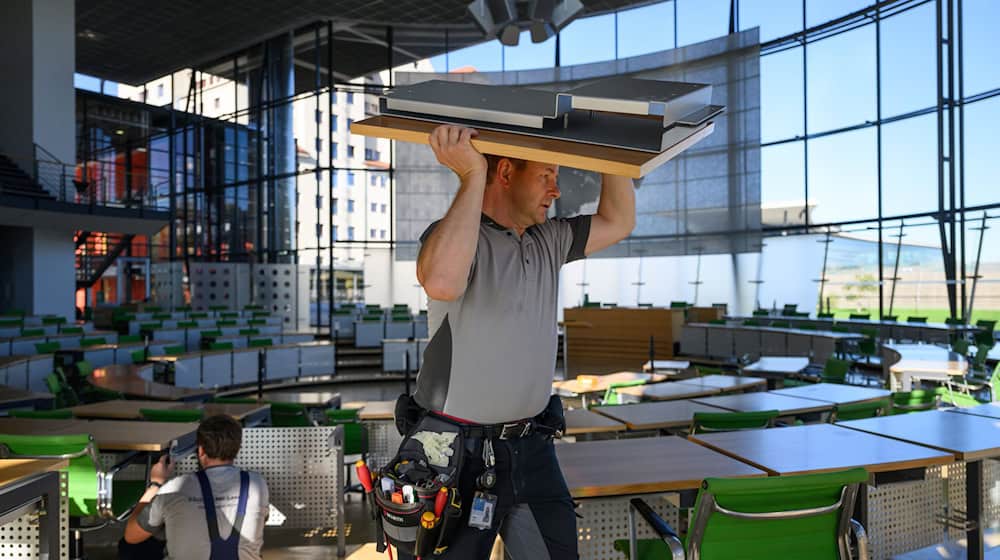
[195,469,250,560]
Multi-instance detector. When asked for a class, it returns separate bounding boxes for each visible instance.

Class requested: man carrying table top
[407,124,636,559]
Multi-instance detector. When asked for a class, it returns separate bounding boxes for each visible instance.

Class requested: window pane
[761,47,804,142]
[677,0,729,47]
[740,0,803,43]
[963,95,1000,208]
[883,220,949,321]
[824,229,881,319]
[881,113,938,218]
[963,211,1000,323]
[808,127,877,224]
[962,0,1000,97]
[617,2,675,57]
[761,141,805,220]
[503,29,555,71]
[559,13,615,66]
[806,25,875,133]
[448,40,502,72]
[880,2,936,117]
[807,0,870,28]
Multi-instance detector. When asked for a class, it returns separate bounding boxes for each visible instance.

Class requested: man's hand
[429,125,487,181]
[150,455,174,485]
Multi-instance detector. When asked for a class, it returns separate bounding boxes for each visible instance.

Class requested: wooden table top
[593,400,731,431]
[353,400,395,421]
[557,436,767,498]
[265,391,340,407]
[0,387,54,406]
[614,381,720,401]
[838,410,1000,461]
[743,357,810,374]
[0,418,197,452]
[553,372,667,396]
[691,423,954,475]
[675,375,768,392]
[884,343,967,375]
[947,403,1000,420]
[563,408,626,435]
[0,459,68,487]
[692,392,833,415]
[90,364,214,401]
[769,383,891,406]
[71,399,269,421]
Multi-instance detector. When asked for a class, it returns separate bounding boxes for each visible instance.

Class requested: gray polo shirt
[414,213,591,424]
[137,466,269,560]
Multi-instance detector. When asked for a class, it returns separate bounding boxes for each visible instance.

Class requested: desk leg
[39,471,60,560]
[967,460,983,560]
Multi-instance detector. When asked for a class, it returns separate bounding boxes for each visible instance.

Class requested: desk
[641,360,690,372]
[553,372,667,397]
[0,386,54,412]
[563,408,626,436]
[266,391,341,409]
[692,392,833,416]
[0,418,198,453]
[838,411,1000,560]
[883,343,967,392]
[70,399,270,426]
[685,323,862,363]
[556,436,766,499]
[742,356,810,389]
[769,383,891,406]
[613,380,720,402]
[593,400,730,431]
[355,400,395,421]
[948,402,1000,420]
[0,459,66,559]
[90,364,213,401]
[676,374,767,393]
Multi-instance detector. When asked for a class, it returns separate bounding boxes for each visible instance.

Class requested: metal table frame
[0,470,61,559]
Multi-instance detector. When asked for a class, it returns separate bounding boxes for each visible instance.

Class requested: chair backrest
[831,325,849,333]
[972,344,992,370]
[75,361,95,378]
[188,312,208,319]
[144,306,163,313]
[177,320,198,328]
[248,318,266,326]
[821,358,851,384]
[0,433,102,517]
[200,330,223,338]
[938,389,982,408]
[752,310,769,317]
[139,322,162,331]
[952,339,970,356]
[602,380,647,405]
[248,338,272,348]
[270,401,313,427]
[906,316,928,324]
[10,408,74,419]
[34,341,61,354]
[690,410,779,434]
[252,311,270,318]
[974,329,996,348]
[220,312,239,319]
[325,408,366,454]
[21,328,44,337]
[140,408,204,423]
[152,313,171,320]
[858,338,877,356]
[239,328,260,336]
[849,313,870,320]
[217,320,237,327]
[209,341,234,351]
[770,321,790,329]
[817,312,835,319]
[130,349,147,364]
[669,301,689,309]
[46,369,79,408]
[164,345,186,356]
[60,326,84,335]
[708,319,726,325]
[42,316,66,325]
[831,398,890,422]
[891,389,939,414]
[742,320,760,327]
[688,468,868,560]
[80,337,106,347]
[881,315,897,322]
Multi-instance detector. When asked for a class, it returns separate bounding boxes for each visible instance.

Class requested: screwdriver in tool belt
[355,460,374,493]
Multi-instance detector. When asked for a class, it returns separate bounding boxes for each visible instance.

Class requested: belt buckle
[499,422,529,440]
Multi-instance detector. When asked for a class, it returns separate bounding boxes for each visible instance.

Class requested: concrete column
[0,0,75,176]
[0,226,74,320]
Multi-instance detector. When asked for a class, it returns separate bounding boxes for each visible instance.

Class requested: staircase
[76,233,136,290]
[0,154,55,199]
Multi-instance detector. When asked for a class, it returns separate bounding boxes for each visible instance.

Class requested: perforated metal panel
[364,420,403,471]
[150,262,184,309]
[190,262,250,310]
[0,471,68,560]
[253,264,301,328]
[172,427,344,530]
[576,493,680,560]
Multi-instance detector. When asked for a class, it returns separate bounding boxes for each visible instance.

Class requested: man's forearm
[123,485,161,543]
[416,170,487,301]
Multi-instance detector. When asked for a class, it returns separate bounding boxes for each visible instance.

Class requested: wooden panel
[0,459,67,487]
[691,423,954,475]
[687,307,723,323]
[563,307,683,379]
[557,436,766,498]
[351,115,714,179]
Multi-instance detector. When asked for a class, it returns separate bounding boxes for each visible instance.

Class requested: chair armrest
[628,498,684,560]
[850,518,869,560]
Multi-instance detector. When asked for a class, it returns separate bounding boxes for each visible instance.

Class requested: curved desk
[0,355,55,393]
[681,323,863,364]
[882,343,967,392]
[90,364,213,401]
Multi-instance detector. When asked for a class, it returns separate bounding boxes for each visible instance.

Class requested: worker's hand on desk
[429,125,487,181]
[150,454,175,485]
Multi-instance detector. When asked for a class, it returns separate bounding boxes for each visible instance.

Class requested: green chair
[144,306,163,313]
[326,408,368,492]
[139,322,162,332]
[856,338,877,364]
[751,310,769,317]
[797,325,817,331]
[130,349,147,364]
[616,468,869,560]
[891,389,940,414]
[212,397,258,405]
[831,325,850,333]
[176,305,193,312]
[189,312,208,319]
[973,329,996,348]
[937,389,983,408]
[248,338,272,348]
[9,408,74,419]
[248,319,266,326]
[849,313,870,320]
[209,305,228,312]
[21,328,45,337]
[34,341,61,354]
[80,337,106,347]
[669,301,689,309]
[164,345,186,356]
[906,316,928,324]
[975,319,996,332]
[831,398,890,422]
[945,318,964,326]
[220,312,239,319]
[252,311,271,318]
[177,320,198,328]
[270,402,313,427]
[689,410,780,434]
[209,341,234,351]
[582,301,602,308]
[152,313,171,321]
[952,339,970,357]
[817,312,835,319]
[42,316,67,326]
[695,365,723,377]
[820,358,851,385]
[708,319,726,325]
[602,380,648,406]
[45,370,79,409]
[770,321,791,329]
[60,326,85,335]
[117,334,142,343]
[217,320,237,328]
[0,319,22,328]
[742,320,760,327]
[201,329,223,338]
[139,408,204,423]
[954,362,1000,403]
[880,315,897,322]
[239,328,260,336]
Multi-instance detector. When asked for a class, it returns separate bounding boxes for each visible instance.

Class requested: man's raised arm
[585,173,636,255]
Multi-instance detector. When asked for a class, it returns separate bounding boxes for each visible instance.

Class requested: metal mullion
[328,20,336,331]
[802,0,809,229]
[876,1,885,321]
